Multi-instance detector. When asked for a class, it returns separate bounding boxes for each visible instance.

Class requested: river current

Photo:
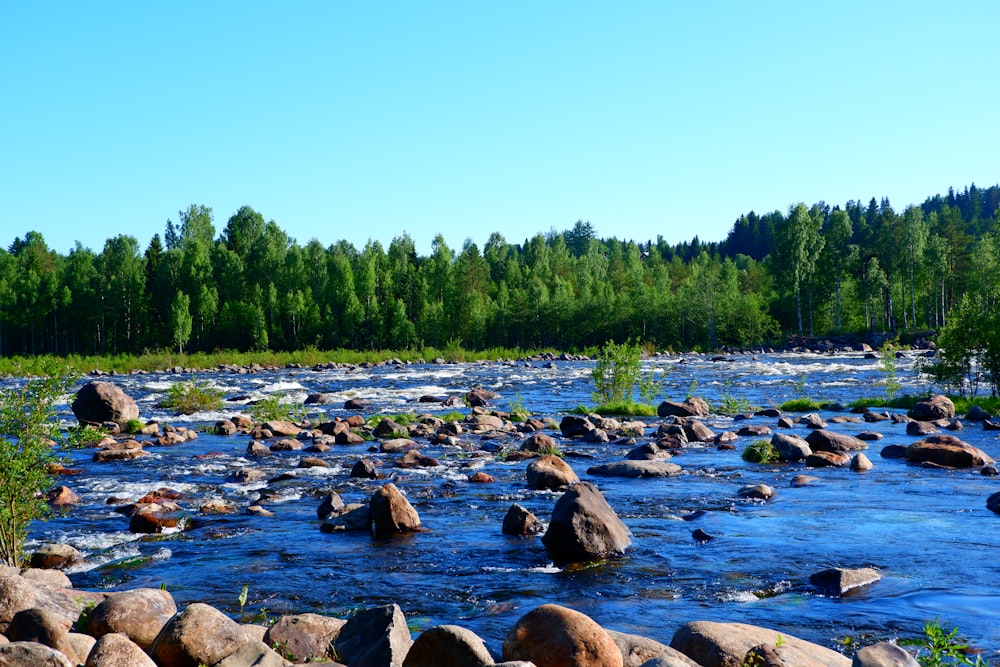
[16,351,1000,657]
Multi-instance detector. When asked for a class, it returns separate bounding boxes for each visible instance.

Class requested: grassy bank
[0,346,563,377]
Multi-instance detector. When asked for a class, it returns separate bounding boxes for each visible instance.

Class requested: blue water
[15,351,1000,657]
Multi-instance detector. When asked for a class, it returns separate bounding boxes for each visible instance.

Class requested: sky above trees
[2,2,998,256]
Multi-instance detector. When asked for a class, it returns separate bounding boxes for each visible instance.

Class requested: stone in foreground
[503,603,623,667]
[670,621,850,667]
[542,482,632,565]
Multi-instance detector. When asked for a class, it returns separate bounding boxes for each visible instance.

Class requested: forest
[1,183,998,357]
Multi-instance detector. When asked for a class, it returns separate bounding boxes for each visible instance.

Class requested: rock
[246,441,272,457]
[805,430,868,453]
[374,417,408,439]
[503,604,624,667]
[44,486,80,507]
[987,491,1000,514]
[852,641,920,667]
[381,438,418,453]
[736,425,772,437]
[215,641,292,667]
[29,545,81,571]
[85,632,158,667]
[344,398,374,411]
[560,415,595,438]
[0,642,74,667]
[402,624,495,667]
[370,483,421,537]
[626,443,671,461]
[264,420,302,437]
[521,432,558,454]
[856,431,883,441]
[909,395,955,421]
[682,421,716,443]
[263,613,346,663]
[396,450,440,469]
[468,471,495,483]
[297,456,329,469]
[71,382,139,426]
[879,444,909,459]
[669,621,850,667]
[128,503,185,534]
[333,603,413,667]
[607,629,700,667]
[214,419,238,435]
[317,492,345,520]
[905,421,937,436]
[336,429,367,445]
[351,458,379,479]
[503,504,544,536]
[737,484,774,500]
[790,474,819,487]
[809,567,882,597]
[850,453,874,472]
[770,433,811,462]
[542,482,632,565]
[804,451,851,467]
[200,499,238,514]
[799,413,827,429]
[6,607,71,647]
[321,503,372,532]
[148,602,258,667]
[587,461,682,478]
[743,642,829,667]
[304,393,335,405]
[87,588,177,650]
[965,405,992,422]
[269,438,303,452]
[658,398,709,418]
[527,455,580,491]
[907,435,995,468]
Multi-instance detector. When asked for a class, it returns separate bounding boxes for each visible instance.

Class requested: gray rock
[770,433,811,462]
[587,461,682,478]
[526,455,579,491]
[148,602,259,667]
[72,382,139,426]
[263,612,345,663]
[805,430,868,453]
[333,604,413,667]
[0,641,74,667]
[670,621,850,667]
[607,629,700,667]
[85,632,158,667]
[542,482,632,565]
[369,484,421,538]
[402,624,495,667]
[809,567,882,596]
[502,504,543,536]
[737,484,775,500]
[852,641,919,667]
[908,395,955,421]
[215,640,292,667]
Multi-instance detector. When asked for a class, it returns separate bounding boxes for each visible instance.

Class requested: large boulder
[587,461,682,478]
[85,632,158,667]
[71,382,139,426]
[542,482,632,565]
[402,624,495,667]
[0,642,74,667]
[658,398,710,418]
[809,567,882,597]
[907,435,994,468]
[369,483,421,537]
[669,621,850,667]
[87,588,177,650]
[770,433,812,462]
[805,430,868,453]
[148,602,258,667]
[263,613,345,663]
[333,604,413,667]
[852,641,920,667]
[503,604,623,667]
[527,455,580,490]
[606,629,701,667]
[503,504,544,536]
[908,395,956,421]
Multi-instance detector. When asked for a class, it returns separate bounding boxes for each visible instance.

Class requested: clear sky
[2,2,997,256]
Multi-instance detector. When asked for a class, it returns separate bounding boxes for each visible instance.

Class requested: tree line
[1,183,998,357]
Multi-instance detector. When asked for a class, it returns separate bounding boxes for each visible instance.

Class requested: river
[16,351,1000,657]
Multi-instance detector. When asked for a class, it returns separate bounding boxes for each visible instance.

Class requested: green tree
[170,291,193,354]
[0,371,74,566]
[900,205,929,329]
[772,204,825,335]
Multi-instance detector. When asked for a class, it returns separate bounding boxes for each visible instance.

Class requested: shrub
[159,378,224,414]
[0,372,74,566]
[742,440,780,464]
[591,339,643,404]
[249,395,306,423]
[779,398,822,412]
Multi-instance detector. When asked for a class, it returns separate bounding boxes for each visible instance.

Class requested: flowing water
[14,351,1000,657]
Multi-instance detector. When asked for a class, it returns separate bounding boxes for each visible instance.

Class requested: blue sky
[2,2,997,256]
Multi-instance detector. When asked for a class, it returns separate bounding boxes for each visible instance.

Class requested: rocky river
[15,350,1000,658]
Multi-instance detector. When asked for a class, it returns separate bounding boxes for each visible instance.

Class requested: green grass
[778,398,822,412]
[158,378,224,414]
[742,439,780,463]
[571,401,657,417]
[248,395,306,423]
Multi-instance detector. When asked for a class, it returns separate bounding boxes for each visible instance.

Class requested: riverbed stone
[809,567,882,596]
[503,504,544,536]
[987,491,1000,514]
[0,641,74,667]
[527,455,579,490]
[850,453,874,472]
[29,545,81,571]
[906,435,994,468]
[587,461,682,478]
[333,603,413,667]
[72,381,139,426]
[905,421,937,436]
[264,420,302,436]
[805,430,867,453]
[503,603,624,667]
[87,588,177,650]
[351,457,379,479]
[215,640,293,667]
[402,624,495,667]
[770,433,811,462]
[521,432,558,454]
[669,621,850,667]
[6,607,71,648]
[851,641,919,667]
[321,503,371,532]
[542,482,632,565]
[658,398,709,418]
[148,602,259,667]
[607,629,700,667]
[85,632,158,667]
[683,420,716,443]
[805,451,851,467]
[737,484,775,500]
[262,612,346,663]
[909,395,955,421]
[370,483,421,537]
[743,642,829,667]
[396,450,440,469]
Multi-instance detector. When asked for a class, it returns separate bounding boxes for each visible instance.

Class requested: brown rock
[0,642,74,666]
[263,613,346,663]
[264,420,302,436]
[29,545,81,571]
[333,603,413,667]
[809,567,882,597]
[370,484,421,537]
[805,451,851,467]
[72,382,139,426]
[148,602,259,667]
[909,395,956,421]
[503,603,624,667]
[527,455,580,491]
[669,621,850,667]
[805,430,868,453]
[87,588,177,650]
[907,435,994,468]
[402,624,495,667]
[502,504,543,536]
[542,482,632,565]
[85,632,158,667]
[397,450,440,469]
